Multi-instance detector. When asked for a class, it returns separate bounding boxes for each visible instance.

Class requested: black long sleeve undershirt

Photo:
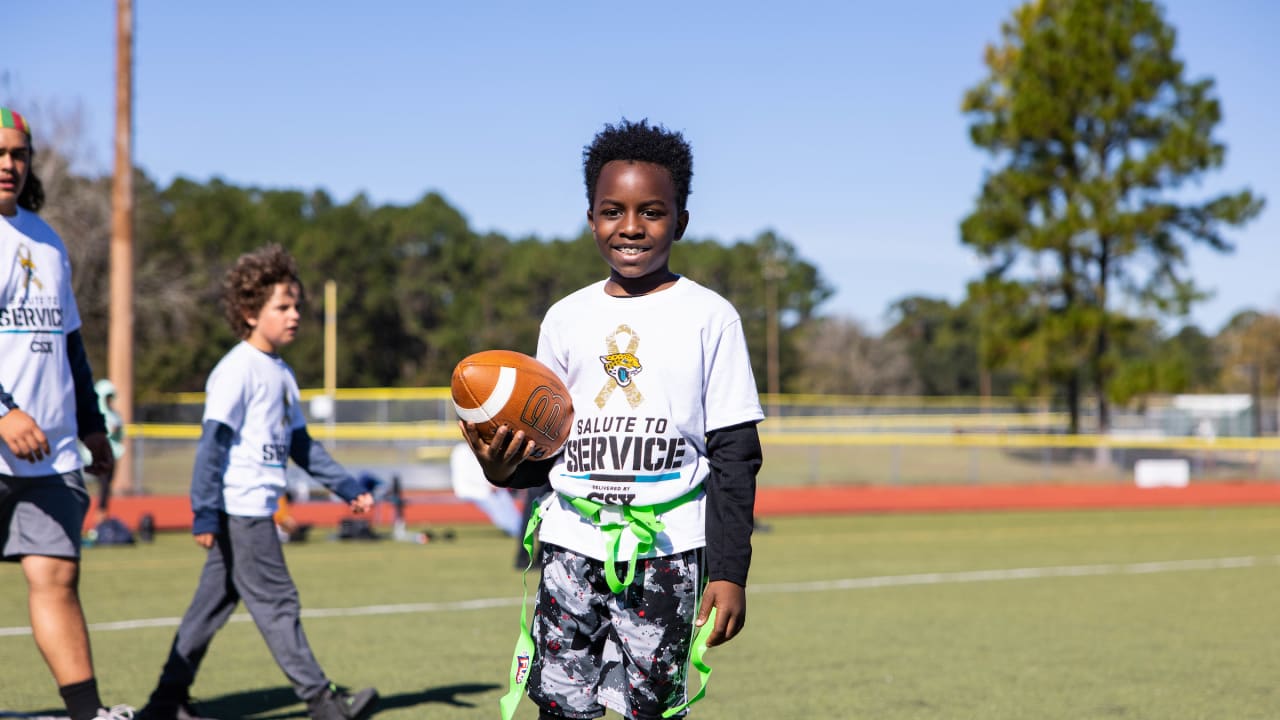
[0,381,16,411]
[499,455,557,490]
[67,330,107,439]
[704,421,762,586]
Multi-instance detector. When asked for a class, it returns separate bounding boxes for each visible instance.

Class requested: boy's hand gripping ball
[451,350,574,460]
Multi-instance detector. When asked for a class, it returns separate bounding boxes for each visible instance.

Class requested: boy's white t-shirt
[203,341,306,516]
[0,210,84,476]
[535,277,763,562]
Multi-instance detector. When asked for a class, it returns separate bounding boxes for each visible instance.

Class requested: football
[451,349,574,459]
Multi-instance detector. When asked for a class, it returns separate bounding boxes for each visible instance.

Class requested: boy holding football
[137,245,378,720]
[461,119,764,719]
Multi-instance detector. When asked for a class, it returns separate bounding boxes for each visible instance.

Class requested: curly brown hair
[222,244,305,339]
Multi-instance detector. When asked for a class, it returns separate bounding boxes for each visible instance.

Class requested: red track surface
[92,482,1280,532]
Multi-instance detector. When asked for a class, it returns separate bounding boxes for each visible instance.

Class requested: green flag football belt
[500,486,716,720]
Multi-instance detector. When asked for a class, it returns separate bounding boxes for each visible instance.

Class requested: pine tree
[961,0,1264,433]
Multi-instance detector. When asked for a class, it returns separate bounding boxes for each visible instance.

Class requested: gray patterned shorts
[528,543,704,720]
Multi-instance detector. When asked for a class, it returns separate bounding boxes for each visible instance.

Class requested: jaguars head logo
[596,324,645,409]
[599,352,642,388]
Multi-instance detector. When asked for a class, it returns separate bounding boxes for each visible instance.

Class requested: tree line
[41,160,1271,413]
[48,166,834,399]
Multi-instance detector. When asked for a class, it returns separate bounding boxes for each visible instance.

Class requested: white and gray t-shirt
[535,277,764,562]
[203,341,306,517]
[0,209,83,476]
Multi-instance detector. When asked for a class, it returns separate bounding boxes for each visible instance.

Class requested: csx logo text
[586,492,636,505]
[29,340,53,353]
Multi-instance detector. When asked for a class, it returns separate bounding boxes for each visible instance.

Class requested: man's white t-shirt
[535,277,764,562]
[203,341,306,516]
[0,209,84,476]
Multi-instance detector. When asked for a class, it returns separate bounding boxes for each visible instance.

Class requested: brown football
[451,349,574,459]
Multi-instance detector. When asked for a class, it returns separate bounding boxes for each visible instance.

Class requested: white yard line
[748,555,1271,593]
[1,555,1275,638]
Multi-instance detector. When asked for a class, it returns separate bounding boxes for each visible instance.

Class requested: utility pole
[1249,363,1262,437]
[110,0,135,492]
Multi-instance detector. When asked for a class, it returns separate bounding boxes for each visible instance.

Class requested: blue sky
[5,1,1275,334]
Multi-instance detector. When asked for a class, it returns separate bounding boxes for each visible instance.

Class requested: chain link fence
[115,391,1280,496]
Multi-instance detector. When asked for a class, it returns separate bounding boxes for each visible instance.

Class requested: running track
[93,482,1280,532]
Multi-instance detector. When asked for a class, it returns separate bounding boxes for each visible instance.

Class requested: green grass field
[3,507,1280,719]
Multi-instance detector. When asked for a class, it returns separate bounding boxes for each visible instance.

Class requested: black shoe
[307,683,378,720]
[138,513,156,542]
[136,700,216,720]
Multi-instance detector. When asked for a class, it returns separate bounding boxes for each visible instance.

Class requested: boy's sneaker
[135,700,216,720]
[306,683,378,720]
[96,706,137,720]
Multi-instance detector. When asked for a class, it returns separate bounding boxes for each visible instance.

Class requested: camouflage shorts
[528,543,704,720]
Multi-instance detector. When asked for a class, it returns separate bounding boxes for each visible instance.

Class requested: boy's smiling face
[588,159,689,297]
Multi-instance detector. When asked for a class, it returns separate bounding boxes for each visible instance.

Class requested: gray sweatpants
[156,514,329,701]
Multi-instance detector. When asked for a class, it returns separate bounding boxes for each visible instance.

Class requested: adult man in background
[0,106,130,719]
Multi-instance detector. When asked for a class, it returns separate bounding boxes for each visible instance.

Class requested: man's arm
[0,381,50,462]
[67,330,107,439]
[0,381,16,414]
[67,330,113,477]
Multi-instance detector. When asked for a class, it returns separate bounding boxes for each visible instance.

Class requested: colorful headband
[0,108,32,137]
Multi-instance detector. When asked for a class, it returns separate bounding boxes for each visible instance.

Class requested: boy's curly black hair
[222,244,305,339]
[583,118,693,213]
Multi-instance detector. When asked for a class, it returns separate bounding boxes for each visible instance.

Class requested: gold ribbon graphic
[18,246,43,291]
[595,324,644,409]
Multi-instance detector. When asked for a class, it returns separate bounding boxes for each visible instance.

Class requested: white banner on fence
[1134,458,1190,488]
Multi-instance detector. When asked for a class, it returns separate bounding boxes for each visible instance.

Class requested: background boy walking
[137,244,378,720]
[463,119,764,719]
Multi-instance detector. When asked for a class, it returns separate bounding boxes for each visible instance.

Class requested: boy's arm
[498,455,556,490]
[458,421,556,489]
[288,427,364,501]
[699,421,762,647]
[704,421,762,586]
[191,420,233,535]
